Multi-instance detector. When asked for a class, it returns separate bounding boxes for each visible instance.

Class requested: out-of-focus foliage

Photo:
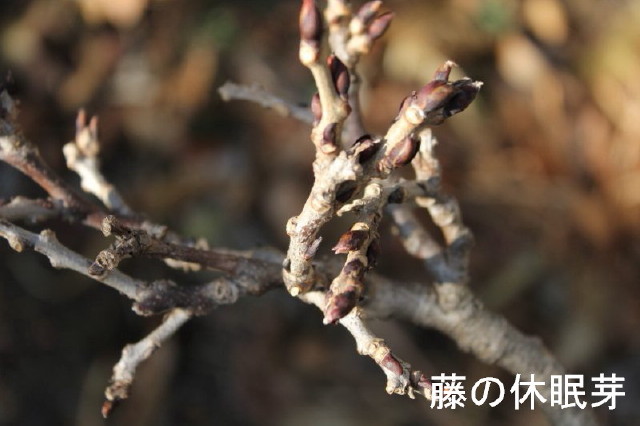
[0,1,638,425]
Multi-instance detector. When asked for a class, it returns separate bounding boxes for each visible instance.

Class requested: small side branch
[218,82,314,125]
[301,290,432,400]
[64,110,132,215]
[0,219,141,299]
[102,308,193,418]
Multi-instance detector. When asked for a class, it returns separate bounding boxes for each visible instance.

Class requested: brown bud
[367,11,393,40]
[321,122,338,154]
[327,55,350,98]
[433,60,455,82]
[412,371,432,390]
[323,288,357,324]
[299,0,323,44]
[342,258,366,279]
[305,236,322,259]
[442,79,482,117]
[414,80,454,113]
[379,134,420,171]
[356,1,383,25]
[349,134,380,164]
[332,229,369,253]
[102,400,117,418]
[379,352,403,376]
[310,92,322,124]
[366,237,380,268]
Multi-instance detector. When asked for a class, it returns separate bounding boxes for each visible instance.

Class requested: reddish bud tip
[433,60,456,82]
[342,258,366,279]
[305,236,322,260]
[412,371,432,390]
[327,55,350,98]
[368,11,393,40]
[300,0,323,44]
[101,400,117,418]
[321,122,338,153]
[349,134,379,164]
[443,80,482,117]
[332,229,369,253]
[310,92,322,124]
[414,81,454,113]
[380,353,404,376]
[379,134,420,171]
[324,289,357,324]
[356,1,383,25]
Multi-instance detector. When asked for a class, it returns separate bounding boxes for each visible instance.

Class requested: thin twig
[64,109,133,215]
[102,308,193,418]
[218,81,314,125]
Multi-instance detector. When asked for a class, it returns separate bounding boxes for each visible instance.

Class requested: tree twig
[102,308,192,418]
[218,81,314,125]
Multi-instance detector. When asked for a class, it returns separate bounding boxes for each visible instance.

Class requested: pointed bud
[412,371,432,391]
[433,60,456,82]
[299,0,323,45]
[379,352,403,376]
[299,0,323,65]
[310,92,322,124]
[367,11,393,40]
[305,236,323,259]
[332,229,369,253]
[101,400,117,418]
[327,55,350,98]
[356,1,383,25]
[414,80,454,113]
[321,122,338,154]
[323,288,357,324]
[442,79,482,117]
[379,134,420,171]
[349,134,380,164]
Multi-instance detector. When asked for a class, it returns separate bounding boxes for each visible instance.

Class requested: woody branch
[0,1,600,425]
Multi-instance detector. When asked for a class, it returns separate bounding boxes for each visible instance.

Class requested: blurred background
[0,0,639,425]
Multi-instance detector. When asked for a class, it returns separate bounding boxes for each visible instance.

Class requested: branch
[301,289,432,399]
[0,219,279,316]
[364,275,598,426]
[218,81,314,125]
[63,110,133,215]
[0,197,64,223]
[0,217,600,425]
[0,218,141,299]
[102,308,192,418]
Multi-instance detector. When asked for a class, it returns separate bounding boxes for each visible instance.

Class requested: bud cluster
[347,1,394,55]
